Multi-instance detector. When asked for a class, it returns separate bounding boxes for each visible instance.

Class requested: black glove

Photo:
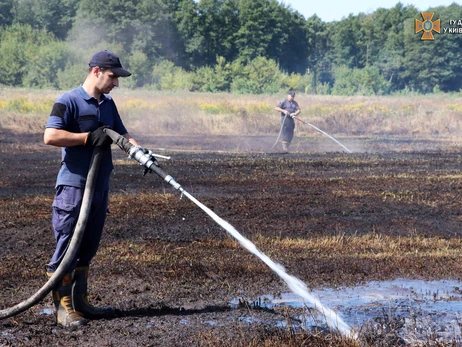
[85,125,113,148]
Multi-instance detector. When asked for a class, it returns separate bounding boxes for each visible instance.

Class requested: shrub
[0,24,44,86]
[125,50,152,89]
[332,65,390,96]
[283,72,312,93]
[56,64,87,90]
[230,57,284,94]
[22,41,72,89]
[152,60,193,91]
[191,56,232,92]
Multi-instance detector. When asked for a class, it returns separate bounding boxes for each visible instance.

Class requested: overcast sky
[282,0,459,22]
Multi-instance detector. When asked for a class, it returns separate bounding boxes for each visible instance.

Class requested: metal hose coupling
[163,175,184,192]
[128,145,159,170]
[128,145,184,193]
[102,128,184,192]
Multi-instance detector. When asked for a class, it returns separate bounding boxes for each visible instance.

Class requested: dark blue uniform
[45,86,128,272]
[276,98,300,145]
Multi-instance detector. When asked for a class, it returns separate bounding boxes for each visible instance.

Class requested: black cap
[288,90,295,96]
[89,50,131,77]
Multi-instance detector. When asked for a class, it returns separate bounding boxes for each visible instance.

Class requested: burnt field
[2,131,462,346]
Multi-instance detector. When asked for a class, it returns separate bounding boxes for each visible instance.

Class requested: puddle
[39,308,54,316]
[231,278,462,343]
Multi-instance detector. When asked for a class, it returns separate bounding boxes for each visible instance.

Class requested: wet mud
[2,131,462,346]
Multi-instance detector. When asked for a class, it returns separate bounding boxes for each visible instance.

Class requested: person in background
[275,90,301,152]
[43,50,145,327]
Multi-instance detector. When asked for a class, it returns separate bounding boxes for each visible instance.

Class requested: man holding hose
[275,90,301,152]
[43,50,143,327]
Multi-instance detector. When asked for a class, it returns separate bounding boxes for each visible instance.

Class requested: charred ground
[2,130,462,346]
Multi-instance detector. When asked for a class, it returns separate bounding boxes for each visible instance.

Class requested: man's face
[288,93,295,101]
[95,68,119,94]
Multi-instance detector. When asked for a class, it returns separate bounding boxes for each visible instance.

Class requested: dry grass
[262,232,462,259]
[196,325,360,347]
[1,87,462,138]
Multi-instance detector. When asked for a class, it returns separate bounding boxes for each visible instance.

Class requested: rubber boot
[282,141,289,152]
[47,272,88,327]
[72,266,114,319]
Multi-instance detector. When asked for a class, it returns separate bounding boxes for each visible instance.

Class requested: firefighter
[275,90,301,151]
[43,50,144,327]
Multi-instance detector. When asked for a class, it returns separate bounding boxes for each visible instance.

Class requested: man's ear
[92,66,101,77]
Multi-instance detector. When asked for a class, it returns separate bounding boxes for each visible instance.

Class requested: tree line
[0,0,461,94]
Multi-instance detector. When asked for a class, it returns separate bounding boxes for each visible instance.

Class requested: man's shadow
[112,304,233,319]
[101,302,285,321]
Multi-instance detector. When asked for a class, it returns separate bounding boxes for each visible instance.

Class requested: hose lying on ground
[1,131,176,320]
[0,147,102,320]
[270,113,289,150]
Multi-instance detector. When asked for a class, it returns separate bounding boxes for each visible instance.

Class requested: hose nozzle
[128,146,159,171]
[103,128,184,192]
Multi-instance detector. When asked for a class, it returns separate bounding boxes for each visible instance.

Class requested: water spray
[105,129,356,338]
[294,116,352,153]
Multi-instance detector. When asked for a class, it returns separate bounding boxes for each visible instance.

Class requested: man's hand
[290,113,297,119]
[84,125,113,148]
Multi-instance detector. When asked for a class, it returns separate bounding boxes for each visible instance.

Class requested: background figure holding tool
[43,50,148,328]
[274,90,301,152]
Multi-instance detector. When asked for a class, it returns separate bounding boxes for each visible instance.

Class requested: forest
[0,0,461,94]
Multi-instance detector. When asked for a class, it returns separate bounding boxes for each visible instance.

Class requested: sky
[282,0,459,22]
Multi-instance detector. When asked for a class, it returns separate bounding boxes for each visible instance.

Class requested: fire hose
[270,114,352,153]
[104,129,183,191]
[103,129,353,336]
[0,129,175,320]
[270,113,289,150]
[0,133,181,321]
[294,116,352,153]
[1,129,353,337]
[0,147,103,320]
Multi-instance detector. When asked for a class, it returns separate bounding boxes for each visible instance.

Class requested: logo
[415,12,441,40]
